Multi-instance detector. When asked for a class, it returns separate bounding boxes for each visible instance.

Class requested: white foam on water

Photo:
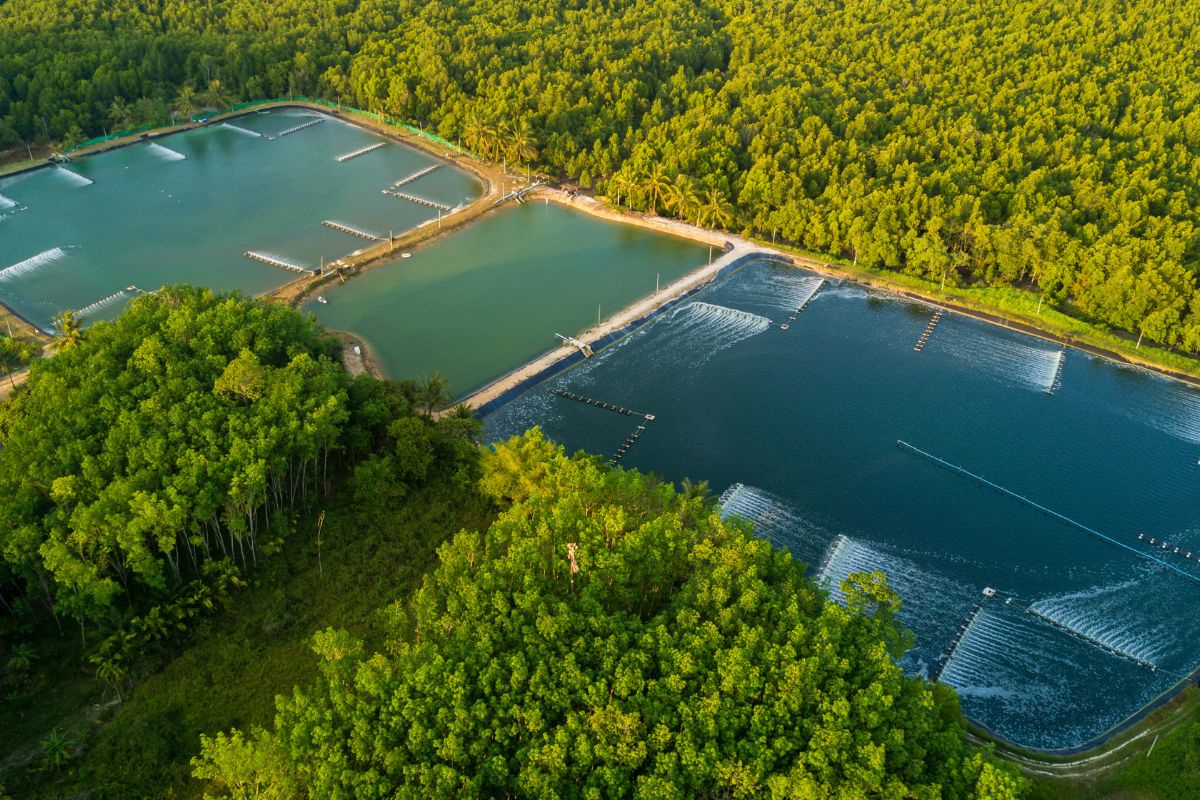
[718,483,828,562]
[1045,349,1066,393]
[951,684,1019,700]
[75,288,134,318]
[1026,575,1187,670]
[815,533,971,610]
[147,142,187,161]
[55,167,93,187]
[939,606,1067,696]
[1142,382,1200,444]
[935,325,1063,392]
[0,247,67,282]
[0,193,16,209]
[669,302,770,349]
[936,599,1168,745]
[722,267,826,313]
[224,123,263,138]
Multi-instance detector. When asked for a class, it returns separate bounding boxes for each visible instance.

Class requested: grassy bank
[1019,687,1200,799]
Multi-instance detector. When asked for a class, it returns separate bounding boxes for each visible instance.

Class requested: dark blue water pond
[486,259,1200,749]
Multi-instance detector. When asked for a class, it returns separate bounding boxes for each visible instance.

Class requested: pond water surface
[0,108,480,330]
[486,259,1200,749]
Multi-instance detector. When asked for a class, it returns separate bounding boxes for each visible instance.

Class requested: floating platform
[1137,532,1199,562]
[322,219,382,241]
[244,250,315,275]
[336,142,386,162]
[392,164,441,187]
[914,309,944,352]
[382,189,451,212]
[553,389,655,421]
[608,424,647,465]
[274,118,323,138]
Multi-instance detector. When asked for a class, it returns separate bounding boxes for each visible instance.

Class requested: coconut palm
[418,372,452,418]
[108,97,133,131]
[50,310,82,353]
[40,728,75,770]
[698,187,734,230]
[607,171,636,209]
[93,655,128,702]
[641,164,671,213]
[679,477,712,503]
[667,174,700,223]
[507,120,538,177]
[440,402,483,443]
[200,79,233,111]
[462,110,491,156]
[174,84,199,121]
[5,642,35,672]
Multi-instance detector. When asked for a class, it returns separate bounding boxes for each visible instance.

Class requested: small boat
[401,252,412,259]
[316,296,327,304]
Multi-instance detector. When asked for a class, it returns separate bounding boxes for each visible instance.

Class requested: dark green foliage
[0,336,38,383]
[0,286,350,631]
[88,560,247,696]
[4,0,1200,350]
[197,429,1025,798]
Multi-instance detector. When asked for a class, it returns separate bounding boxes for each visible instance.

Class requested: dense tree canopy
[194,429,1026,799]
[0,287,351,631]
[4,0,1200,351]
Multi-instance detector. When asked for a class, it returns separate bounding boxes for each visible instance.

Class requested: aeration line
[896,440,1200,586]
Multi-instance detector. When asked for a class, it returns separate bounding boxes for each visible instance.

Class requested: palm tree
[39,728,76,770]
[174,84,199,121]
[108,97,133,131]
[607,171,636,209]
[440,402,483,443]
[5,642,35,672]
[679,477,712,503]
[462,110,490,156]
[698,188,734,231]
[667,175,700,223]
[641,164,671,214]
[50,310,82,353]
[93,656,128,702]
[200,79,233,111]
[508,120,538,177]
[418,372,452,418]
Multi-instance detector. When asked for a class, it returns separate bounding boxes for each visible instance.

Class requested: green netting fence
[228,97,466,154]
[63,97,468,157]
[63,122,161,155]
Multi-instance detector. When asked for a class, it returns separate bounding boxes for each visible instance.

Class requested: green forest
[5,0,1200,796]
[3,0,1200,352]
[191,430,1024,800]
[0,291,1028,797]
[0,289,1026,798]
